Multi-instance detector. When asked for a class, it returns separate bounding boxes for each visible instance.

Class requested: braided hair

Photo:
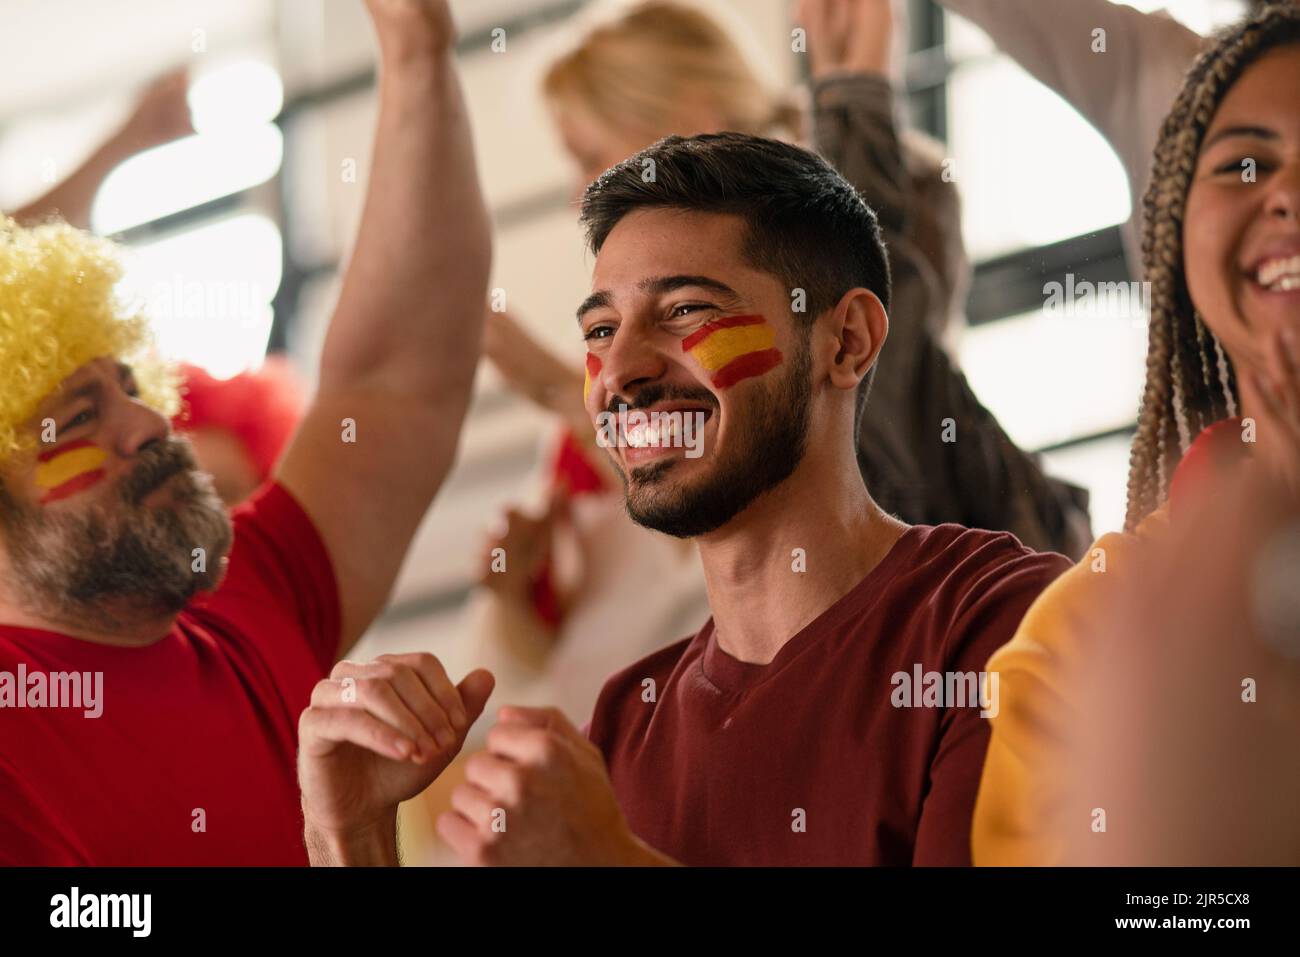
[1126,3,1300,531]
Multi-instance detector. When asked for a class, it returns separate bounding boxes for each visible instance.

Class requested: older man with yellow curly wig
[0,0,495,865]
[0,217,227,629]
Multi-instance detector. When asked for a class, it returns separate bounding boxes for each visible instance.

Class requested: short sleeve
[913,544,1072,865]
[199,480,342,674]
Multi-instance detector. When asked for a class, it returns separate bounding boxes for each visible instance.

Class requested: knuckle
[534,731,559,764]
[368,662,398,681]
[329,659,358,679]
[485,724,509,751]
[464,751,492,779]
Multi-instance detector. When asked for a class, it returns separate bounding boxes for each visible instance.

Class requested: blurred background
[0,0,1251,659]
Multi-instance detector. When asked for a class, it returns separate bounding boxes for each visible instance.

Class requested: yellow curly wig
[0,216,177,462]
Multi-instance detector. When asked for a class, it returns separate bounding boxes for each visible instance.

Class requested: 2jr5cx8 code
[1198,894,1249,906]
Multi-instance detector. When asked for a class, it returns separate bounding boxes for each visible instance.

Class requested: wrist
[812,68,891,91]
[304,810,400,866]
[375,31,456,78]
[375,52,459,118]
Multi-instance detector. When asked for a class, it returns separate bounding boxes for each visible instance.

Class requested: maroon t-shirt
[586,524,1070,866]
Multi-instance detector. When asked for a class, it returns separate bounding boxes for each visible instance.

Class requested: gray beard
[0,438,233,633]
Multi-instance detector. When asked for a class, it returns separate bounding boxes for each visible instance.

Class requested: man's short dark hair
[579,132,891,432]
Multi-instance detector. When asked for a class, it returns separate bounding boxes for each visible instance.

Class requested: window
[934,0,1249,532]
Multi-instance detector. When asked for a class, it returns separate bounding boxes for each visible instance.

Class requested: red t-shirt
[586,525,1070,866]
[0,482,339,865]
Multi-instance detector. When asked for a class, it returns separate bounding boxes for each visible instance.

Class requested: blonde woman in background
[403,0,1092,861]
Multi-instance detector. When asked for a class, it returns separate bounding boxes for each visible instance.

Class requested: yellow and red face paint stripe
[681,314,782,389]
[35,439,108,505]
[583,353,603,402]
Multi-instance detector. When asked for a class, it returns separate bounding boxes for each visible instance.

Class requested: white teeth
[1269,275,1300,292]
[622,413,685,449]
[1258,254,1300,287]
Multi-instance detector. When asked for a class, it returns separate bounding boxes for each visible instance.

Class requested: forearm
[811,73,910,237]
[11,132,132,229]
[478,586,560,675]
[305,812,400,867]
[319,51,491,406]
[935,0,1173,165]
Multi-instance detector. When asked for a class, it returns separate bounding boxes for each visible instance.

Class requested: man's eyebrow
[1203,125,1279,151]
[577,275,744,323]
[46,362,133,412]
[577,290,612,323]
[639,274,741,302]
[58,379,102,405]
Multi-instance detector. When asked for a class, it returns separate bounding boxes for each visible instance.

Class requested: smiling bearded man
[298,132,1074,867]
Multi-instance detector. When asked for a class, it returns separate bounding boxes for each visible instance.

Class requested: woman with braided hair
[970,3,1300,865]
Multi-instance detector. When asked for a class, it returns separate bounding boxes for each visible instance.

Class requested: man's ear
[824,288,888,394]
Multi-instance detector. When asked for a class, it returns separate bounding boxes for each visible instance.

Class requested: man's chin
[624,468,748,539]
[627,456,682,486]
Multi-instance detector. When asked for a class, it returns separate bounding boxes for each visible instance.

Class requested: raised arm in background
[10,69,192,229]
[801,0,1093,556]
[935,0,1204,261]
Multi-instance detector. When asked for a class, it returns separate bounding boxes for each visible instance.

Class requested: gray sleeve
[808,69,1094,555]
[937,0,1202,201]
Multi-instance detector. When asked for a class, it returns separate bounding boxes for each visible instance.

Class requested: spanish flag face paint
[583,353,603,402]
[681,315,782,389]
[34,439,109,505]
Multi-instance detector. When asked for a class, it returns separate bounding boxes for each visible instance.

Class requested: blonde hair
[0,217,177,462]
[1126,4,1300,531]
[542,0,803,143]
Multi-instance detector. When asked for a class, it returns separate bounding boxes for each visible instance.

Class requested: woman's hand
[114,69,193,154]
[477,493,567,606]
[365,0,457,64]
[1249,328,1300,497]
[797,0,895,81]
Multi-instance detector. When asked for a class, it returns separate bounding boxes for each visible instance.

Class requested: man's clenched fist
[298,653,493,865]
[437,706,674,866]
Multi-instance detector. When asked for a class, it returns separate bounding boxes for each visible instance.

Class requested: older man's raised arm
[276,0,492,656]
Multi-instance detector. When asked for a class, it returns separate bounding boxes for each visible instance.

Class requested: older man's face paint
[34,439,109,505]
[583,352,603,402]
[681,315,783,388]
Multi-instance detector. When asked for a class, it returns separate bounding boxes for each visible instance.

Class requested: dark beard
[621,337,812,538]
[0,437,233,631]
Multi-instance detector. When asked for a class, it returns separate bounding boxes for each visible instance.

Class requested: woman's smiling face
[1184,44,1300,378]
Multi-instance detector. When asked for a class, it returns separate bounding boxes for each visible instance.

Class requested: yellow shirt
[970,506,1170,865]
[971,414,1253,864]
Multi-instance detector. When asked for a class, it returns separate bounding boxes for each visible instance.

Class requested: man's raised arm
[276,0,492,655]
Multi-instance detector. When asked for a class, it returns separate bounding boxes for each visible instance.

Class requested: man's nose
[600,323,668,399]
[114,396,171,460]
